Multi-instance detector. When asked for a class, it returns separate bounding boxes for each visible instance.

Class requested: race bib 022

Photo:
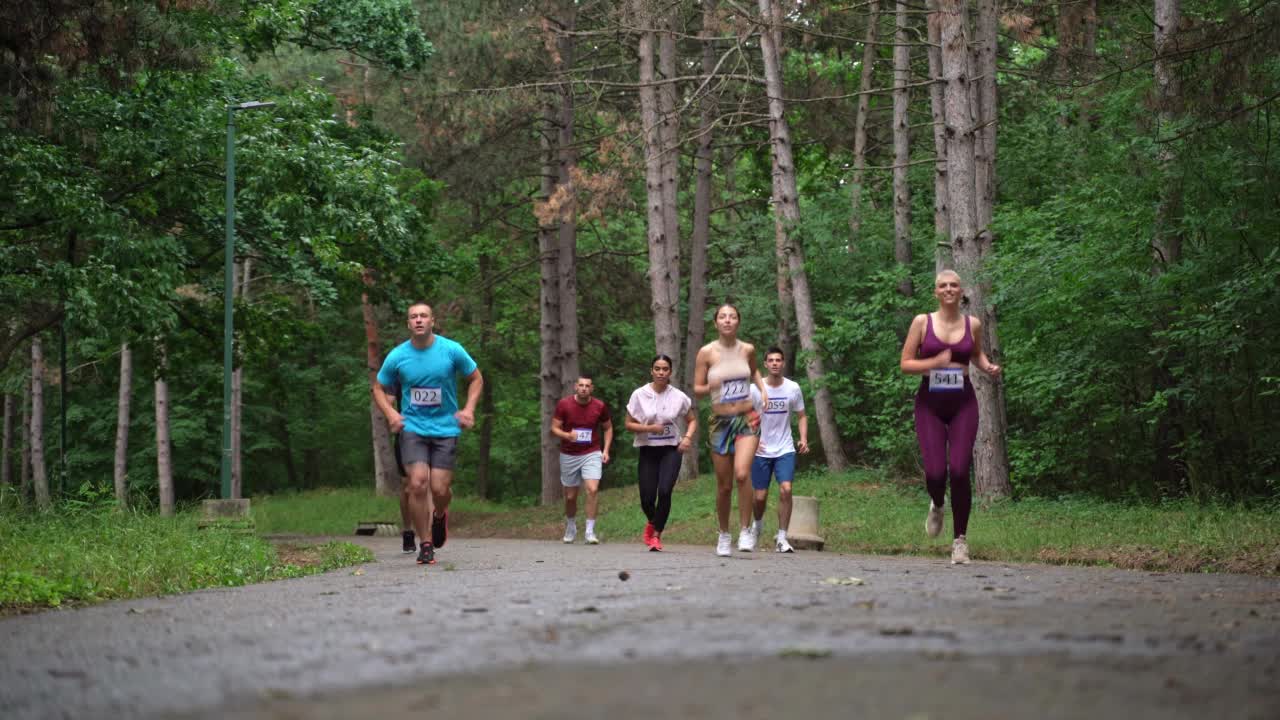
[719,378,749,403]
[928,368,964,392]
[410,386,443,406]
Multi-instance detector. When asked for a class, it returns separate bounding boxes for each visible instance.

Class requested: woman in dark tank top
[899,270,1002,565]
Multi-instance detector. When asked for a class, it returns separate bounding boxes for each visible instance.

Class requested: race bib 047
[410,386,443,406]
[928,368,964,392]
[573,428,593,443]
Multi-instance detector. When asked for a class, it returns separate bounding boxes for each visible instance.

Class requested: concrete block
[202,498,251,519]
[787,495,825,551]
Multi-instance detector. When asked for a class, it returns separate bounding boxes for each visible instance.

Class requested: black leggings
[638,446,683,533]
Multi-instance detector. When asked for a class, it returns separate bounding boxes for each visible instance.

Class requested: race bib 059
[410,387,443,406]
[928,368,964,392]
[764,398,788,414]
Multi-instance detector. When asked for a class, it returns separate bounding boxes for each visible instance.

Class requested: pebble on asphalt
[618,570,631,581]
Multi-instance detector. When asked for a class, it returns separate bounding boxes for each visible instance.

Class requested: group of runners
[374,269,1000,567]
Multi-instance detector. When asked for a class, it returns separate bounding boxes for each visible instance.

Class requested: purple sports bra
[918,313,973,366]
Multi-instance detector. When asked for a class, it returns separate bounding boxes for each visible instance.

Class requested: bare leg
[406,463,432,541]
[583,479,600,520]
[733,436,758,531]
[429,468,454,518]
[777,481,793,532]
[712,452,734,533]
[563,485,579,520]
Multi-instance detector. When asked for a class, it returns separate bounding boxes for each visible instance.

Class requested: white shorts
[559,451,603,487]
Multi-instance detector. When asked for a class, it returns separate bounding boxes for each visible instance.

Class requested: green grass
[0,508,373,612]
[187,473,1280,575]
[252,487,510,535]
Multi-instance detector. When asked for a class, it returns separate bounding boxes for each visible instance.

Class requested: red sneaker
[643,521,656,544]
[650,534,663,552]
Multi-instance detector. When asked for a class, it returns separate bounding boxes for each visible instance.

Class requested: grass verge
[0,508,372,614]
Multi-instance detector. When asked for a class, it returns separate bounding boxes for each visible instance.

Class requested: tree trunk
[230,258,251,499]
[658,13,683,383]
[849,0,881,241]
[1,393,12,488]
[31,337,49,508]
[154,342,174,516]
[556,4,580,393]
[362,270,400,497]
[927,2,952,271]
[770,4,797,372]
[1152,0,1182,268]
[893,0,913,298]
[476,248,496,499]
[539,100,564,506]
[637,6,681,366]
[940,0,1010,499]
[113,343,132,509]
[20,381,30,499]
[759,0,849,471]
[682,0,720,481]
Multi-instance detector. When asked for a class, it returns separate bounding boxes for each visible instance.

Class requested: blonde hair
[935,270,962,285]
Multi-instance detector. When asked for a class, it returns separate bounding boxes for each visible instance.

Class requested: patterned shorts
[708,411,761,456]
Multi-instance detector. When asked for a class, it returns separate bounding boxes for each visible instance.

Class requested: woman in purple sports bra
[899,270,1002,565]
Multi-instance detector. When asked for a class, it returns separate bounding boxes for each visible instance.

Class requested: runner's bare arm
[455,369,483,428]
[900,314,950,374]
[693,347,712,397]
[551,416,573,441]
[795,408,810,453]
[373,383,404,433]
[969,317,1002,377]
[746,343,768,405]
[602,417,613,462]
[625,412,663,434]
[677,407,698,453]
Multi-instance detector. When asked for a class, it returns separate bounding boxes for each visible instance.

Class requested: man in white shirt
[748,347,809,553]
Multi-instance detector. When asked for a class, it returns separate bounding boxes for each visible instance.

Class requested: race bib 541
[928,368,964,392]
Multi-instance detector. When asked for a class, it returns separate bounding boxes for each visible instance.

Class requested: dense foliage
[2,0,1276,508]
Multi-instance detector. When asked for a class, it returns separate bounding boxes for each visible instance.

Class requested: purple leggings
[914,380,978,538]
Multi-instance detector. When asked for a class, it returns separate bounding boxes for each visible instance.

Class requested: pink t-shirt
[625,383,692,447]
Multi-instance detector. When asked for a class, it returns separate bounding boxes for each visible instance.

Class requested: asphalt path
[3,536,1278,719]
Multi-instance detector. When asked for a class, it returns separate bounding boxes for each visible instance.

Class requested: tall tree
[113,343,132,509]
[361,271,399,498]
[849,0,881,240]
[1152,0,1183,268]
[555,3,581,393]
[538,100,564,506]
[1,393,12,488]
[683,0,721,480]
[940,0,1010,498]
[155,342,174,516]
[636,1,681,365]
[892,0,913,297]
[657,10,683,383]
[769,0,797,365]
[758,0,848,471]
[30,336,49,509]
[927,1,952,271]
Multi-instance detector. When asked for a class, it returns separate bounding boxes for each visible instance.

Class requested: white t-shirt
[626,383,692,447]
[750,378,805,458]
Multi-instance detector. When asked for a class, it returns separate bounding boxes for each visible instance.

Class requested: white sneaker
[563,524,577,543]
[775,532,794,553]
[951,535,970,565]
[585,530,600,545]
[925,502,944,538]
[716,531,733,557]
[737,527,756,552]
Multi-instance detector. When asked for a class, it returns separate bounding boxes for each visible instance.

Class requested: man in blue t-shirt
[374,302,483,565]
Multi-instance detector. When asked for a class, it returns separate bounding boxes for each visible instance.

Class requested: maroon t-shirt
[554,397,611,455]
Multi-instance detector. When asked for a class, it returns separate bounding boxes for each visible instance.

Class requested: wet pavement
[3,537,1278,719]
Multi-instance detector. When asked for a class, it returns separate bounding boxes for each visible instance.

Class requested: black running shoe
[431,511,448,548]
[416,542,435,565]
[402,530,416,553]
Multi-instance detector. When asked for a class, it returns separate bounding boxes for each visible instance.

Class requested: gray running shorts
[559,451,603,487]
[398,432,458,470]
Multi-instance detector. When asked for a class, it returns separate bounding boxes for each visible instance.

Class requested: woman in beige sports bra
[694,303,769,556]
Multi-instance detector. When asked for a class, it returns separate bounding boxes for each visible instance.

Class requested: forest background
[2,0,1277,516]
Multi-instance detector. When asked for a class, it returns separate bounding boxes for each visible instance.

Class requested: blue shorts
[750,453,796,490]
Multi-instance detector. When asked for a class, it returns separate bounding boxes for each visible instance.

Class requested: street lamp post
[221,100,274,501]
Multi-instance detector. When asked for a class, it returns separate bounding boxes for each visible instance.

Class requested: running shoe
[585,530,600,545]
[643,521,656,545]
[925,502,944,538]
[563,523,577,544]
[951,535,970,565]
[416,541,436,565]
[402,529,416,554]
[431,511,448,548]
[650,534,663,552]
[775,533,795,554]
[716,531,733,557]
[737,526,756,553]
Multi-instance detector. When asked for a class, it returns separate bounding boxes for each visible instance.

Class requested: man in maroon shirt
[551,374,613,544]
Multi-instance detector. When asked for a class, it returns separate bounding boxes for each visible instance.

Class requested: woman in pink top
[625,355,697,551]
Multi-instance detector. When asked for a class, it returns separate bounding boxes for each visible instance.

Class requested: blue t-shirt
[376,336,478,438]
